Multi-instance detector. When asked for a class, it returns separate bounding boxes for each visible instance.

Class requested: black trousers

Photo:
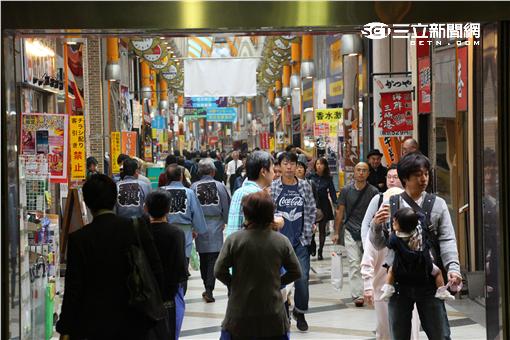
[199,252,219,292]
[318,220,328,252]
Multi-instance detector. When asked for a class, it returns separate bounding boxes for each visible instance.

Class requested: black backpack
[388,192,446,283]
[126,218,166,321]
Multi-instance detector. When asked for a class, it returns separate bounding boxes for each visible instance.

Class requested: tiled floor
[181,243,487,339]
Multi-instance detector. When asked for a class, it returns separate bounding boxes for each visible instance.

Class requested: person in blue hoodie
[191,158,231,303]
[115,158,152,218]
[160,164,208,294]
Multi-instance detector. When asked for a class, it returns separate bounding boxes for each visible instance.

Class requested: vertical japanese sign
[121,131,138,157]
[373,76,413,165]
[21,113,69,183]
[457,46,468,112]
[260,132,270,149]
[418,57,431,114]
[70,116,86,180]
[379,92,413,135]
[111,132,121,174]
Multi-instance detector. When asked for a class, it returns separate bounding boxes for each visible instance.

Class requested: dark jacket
[56,212,164,340]
[149,222,187,301]
[308,173,338,221]
[213,159,226,183]
[368,165,388,192]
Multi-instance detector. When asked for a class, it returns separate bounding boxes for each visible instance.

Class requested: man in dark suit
[56,174,164,340]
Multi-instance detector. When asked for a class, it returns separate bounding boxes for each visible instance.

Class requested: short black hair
[397,152,431,186]
[394,207,418,234]
[209,150,217,159]
[285,145,296,153]
[166,164,183,183]
[165,154,177,167]
[246,151,274,181]
[278,152,298,165]
[82,174,117,212]
[122,158,138,176]
[117,153,130,166]
[388,163,398,171]
[200,151,208,158]
[177,156,185,167]
[86,156,98,167]
[297,161,307,170]
[173,150,181,157]
[145,190,171,218]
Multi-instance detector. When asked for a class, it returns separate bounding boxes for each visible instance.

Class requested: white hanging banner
[184,58,257,97]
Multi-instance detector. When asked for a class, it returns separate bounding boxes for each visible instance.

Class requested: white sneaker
[435,286,455,301]
[380,284,396,301]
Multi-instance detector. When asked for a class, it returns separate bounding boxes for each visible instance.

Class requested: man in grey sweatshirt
[369,152,462,340]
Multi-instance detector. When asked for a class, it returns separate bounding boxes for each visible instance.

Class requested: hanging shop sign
[302,79,313,109]
[276,131,285,145]
[132,100,142,129]
[70,116,86,180]
[143,127,153,162]
[120,86,132,131]
[208,136,219,146]
[379,91,413,136]
[161,65,178,80]
[315,108,343,122]
[373,76,413,138]
[21,113,69,183]
[121,131,138,157]
[131,38,156,52]
[457,46,468,112]
[184,97,228,108]
[66,43,85,115]
[183,108,207,121]
[151,115,166,129]
[206,107,237,123]
[111,132,121,174]
[260,132,270,149]
[269,137,275,152]
[417,56,431,114]
[143,44,164,62]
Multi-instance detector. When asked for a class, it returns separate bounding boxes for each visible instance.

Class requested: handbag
[330,251,343,290]
[126,218,166,321]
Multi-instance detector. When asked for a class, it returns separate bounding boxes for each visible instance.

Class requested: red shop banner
[260,132,270,149]
[378,91,413,136]
[457,46,468,112]
[418,56,431,114]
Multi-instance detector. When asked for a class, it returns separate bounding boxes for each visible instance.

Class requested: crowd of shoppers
[58,138,463,340]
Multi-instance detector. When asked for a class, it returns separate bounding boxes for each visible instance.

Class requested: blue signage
[151,115,166,129]
[206,107,237,122]
[185,97,228,108]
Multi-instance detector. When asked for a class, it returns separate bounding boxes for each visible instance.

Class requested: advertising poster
[66,43,85,115]
[260,132,270,149]
[418,56,431,114]
[121,131,138,157]
[21,113,69,183]
[70,116,86,180]
[143,126,153,162]
[111,132,121,174]
[457,46,468,112]
[326,35,343,105]
[120,86,133,131]
[379,91,413,136]
[132,100,142,129]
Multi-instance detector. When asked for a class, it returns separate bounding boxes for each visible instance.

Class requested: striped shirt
[226,180,263,237]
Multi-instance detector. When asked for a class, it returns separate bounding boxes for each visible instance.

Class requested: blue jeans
[293,244,310,313]
[389,284,451,340]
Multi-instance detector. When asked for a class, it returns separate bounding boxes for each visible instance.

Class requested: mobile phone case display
[19,155,61,340]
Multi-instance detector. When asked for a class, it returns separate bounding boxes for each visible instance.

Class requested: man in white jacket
[360,164,420,339]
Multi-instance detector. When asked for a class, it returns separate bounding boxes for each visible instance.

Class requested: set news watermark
[361,23,481,46]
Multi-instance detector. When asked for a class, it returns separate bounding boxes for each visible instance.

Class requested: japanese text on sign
[379,91,413,136]
[315,108,343,122]
[70,116,86,180]
[111,132,121,174]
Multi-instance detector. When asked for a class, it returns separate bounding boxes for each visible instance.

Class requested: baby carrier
[388,192,444,286]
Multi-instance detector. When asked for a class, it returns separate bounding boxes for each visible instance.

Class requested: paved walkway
[182,242,487,339]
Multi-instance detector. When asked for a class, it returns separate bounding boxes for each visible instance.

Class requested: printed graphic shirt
[115,176,152,218]
[191,176,231,253]
[160,181,207,257]
[270,178,316,247]
[276,183,305,248]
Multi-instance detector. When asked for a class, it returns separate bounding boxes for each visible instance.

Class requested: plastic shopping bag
[190,244,200,271]
[331,251,343,291]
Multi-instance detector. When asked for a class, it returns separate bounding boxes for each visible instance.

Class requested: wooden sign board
[60,188,89,264]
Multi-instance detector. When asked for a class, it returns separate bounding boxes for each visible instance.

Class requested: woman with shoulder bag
[308,158,337,260]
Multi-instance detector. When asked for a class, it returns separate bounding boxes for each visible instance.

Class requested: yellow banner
[330,39,342,75]
[303,87,313,103]
[70,116,86,180]
[329,122,338,137]
[329,80,343,97]
[269,137,275,152]
[111,132,121,174]
[316,108,343,123]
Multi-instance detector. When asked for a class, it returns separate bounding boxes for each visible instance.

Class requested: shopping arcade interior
[2,1,510,338]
